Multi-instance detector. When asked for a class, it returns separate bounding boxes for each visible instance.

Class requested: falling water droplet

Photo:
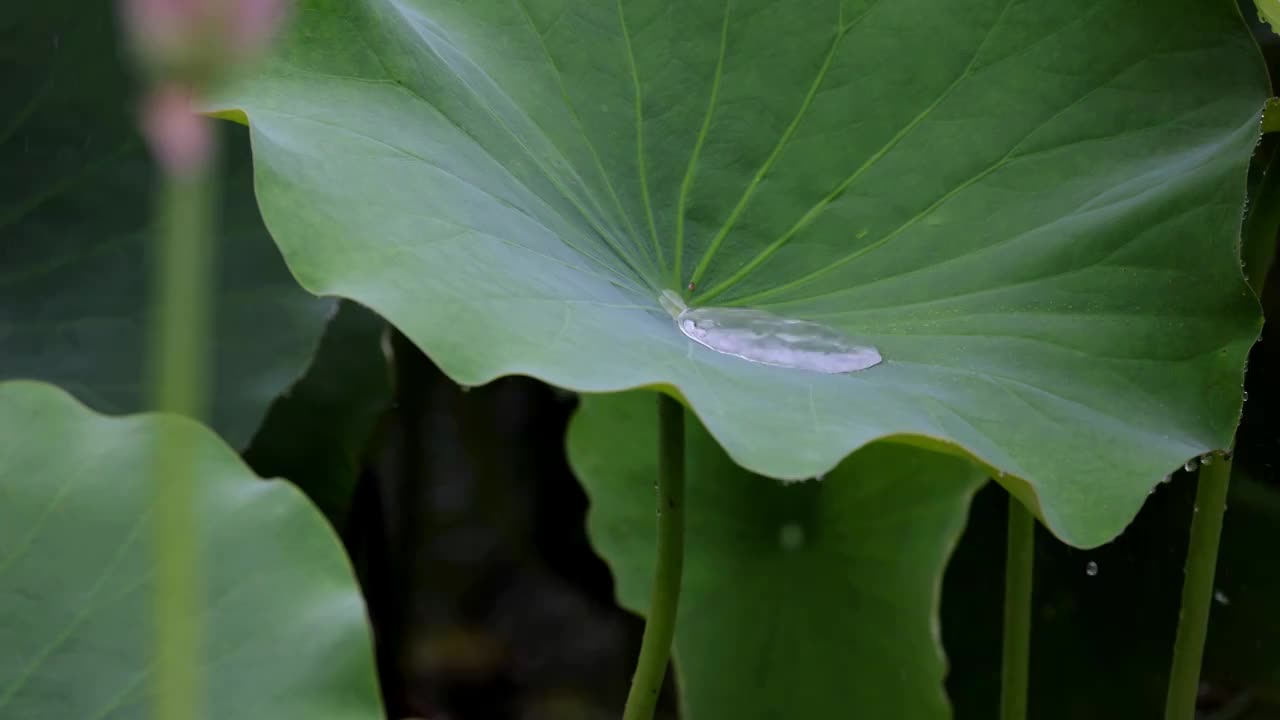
[1214,590,1230,606]
[1184,458,1199,473]
[661,290,882,373]
[779,522,805,550]
[1086,561,1098,577]
[379,327,395,362]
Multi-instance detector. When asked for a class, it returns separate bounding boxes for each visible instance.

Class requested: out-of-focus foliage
[0,1,333,449]
[0,381,383,719]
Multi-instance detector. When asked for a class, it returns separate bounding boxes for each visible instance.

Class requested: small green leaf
[569,392,986,719]
[0,381,383,719]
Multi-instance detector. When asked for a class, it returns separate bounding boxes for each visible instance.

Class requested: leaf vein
[373,0,654,286]
[699,0,1017,301]
[511,0,655,274]
[674,0,732,291]
[617,0,666,273]
[687,10,850,288]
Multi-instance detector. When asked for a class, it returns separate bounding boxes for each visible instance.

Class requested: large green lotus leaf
[568,391,986,719]
[0,2,334,449]
[215,0,1264,545]
[0,381,383,719]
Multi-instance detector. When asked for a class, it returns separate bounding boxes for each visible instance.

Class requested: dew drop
[1161,475,1172,484]
[1243,391,1249,401]
[779,522,805,550]
[1184,458,1199,473]
[1086,561,1098,577]
[1200,453,1214,466]
[1214,590,1230,606]
[661,290,882,373]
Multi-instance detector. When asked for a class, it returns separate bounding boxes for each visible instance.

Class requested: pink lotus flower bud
[226,0,289,55]
[140,85,213,177]
[121,0,288,84]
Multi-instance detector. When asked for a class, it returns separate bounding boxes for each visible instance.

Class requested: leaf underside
[218,0,1265,546]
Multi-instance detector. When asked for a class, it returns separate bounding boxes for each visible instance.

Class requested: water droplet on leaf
[661,290,882,374]
[1200,454,1213,466]
[1184,458,1199,473]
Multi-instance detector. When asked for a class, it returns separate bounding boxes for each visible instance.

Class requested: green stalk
[148,137,216,720]
[1001,493,1035,720]
[1164,452,1233,720]
[622,393,687,720]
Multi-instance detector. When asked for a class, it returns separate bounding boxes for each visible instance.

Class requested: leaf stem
[1164,452,1232,720]
[148,128,216,720]
[1001,492,1035,720]
[622,393,686,720]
